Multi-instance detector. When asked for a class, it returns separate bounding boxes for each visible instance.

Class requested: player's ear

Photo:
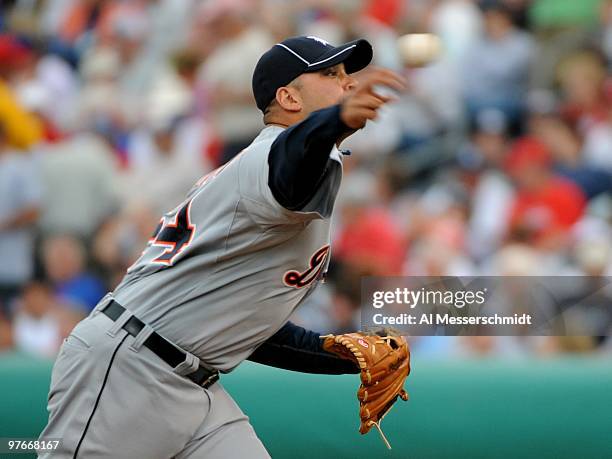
[275,86,302,113]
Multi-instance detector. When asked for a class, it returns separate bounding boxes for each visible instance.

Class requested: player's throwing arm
[340,68,407,129]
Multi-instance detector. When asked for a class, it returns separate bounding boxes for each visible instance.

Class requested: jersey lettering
[283,245,330,288]
[150,199,196,266]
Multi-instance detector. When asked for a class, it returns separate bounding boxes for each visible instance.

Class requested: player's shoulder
[247,125,285,154]
[237,125,285,167]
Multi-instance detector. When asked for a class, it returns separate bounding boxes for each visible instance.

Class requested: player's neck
[265,122,290,128]
[264,110,307,129]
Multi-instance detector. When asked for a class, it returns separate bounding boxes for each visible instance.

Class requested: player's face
[296,63,357,114]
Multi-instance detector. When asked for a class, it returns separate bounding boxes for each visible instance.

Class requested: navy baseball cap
[252,36,373,112]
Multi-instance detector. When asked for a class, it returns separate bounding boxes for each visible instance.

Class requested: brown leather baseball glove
[322,329,410,447]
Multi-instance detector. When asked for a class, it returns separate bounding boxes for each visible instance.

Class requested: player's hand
[340,67,406,130]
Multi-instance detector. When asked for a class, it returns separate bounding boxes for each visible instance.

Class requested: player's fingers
[369,74,406,93]
[353,107,379,121]
[356,68,406,93]
[353,93,388,110]
[346,90,393,106]
[342,107,380,129]
[368,92,394,105]
[357,66,400,80]
[347,89,394,107]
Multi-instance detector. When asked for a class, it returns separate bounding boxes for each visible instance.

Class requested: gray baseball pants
[38,308,270,458]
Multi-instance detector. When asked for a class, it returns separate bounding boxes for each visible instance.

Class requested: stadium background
[0,0,611,458]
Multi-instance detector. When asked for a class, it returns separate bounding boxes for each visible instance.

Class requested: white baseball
[397,33,443,68]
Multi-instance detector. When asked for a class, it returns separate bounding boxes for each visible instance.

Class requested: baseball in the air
[397,33,443,67]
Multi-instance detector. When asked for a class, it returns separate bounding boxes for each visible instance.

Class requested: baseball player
[39,36,408,458]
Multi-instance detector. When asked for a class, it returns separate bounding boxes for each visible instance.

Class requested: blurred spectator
[461,110,515,260]
[39,133,118,238]
[91,206,161,290]
[0,35,43,150]
[120,118,207,215]
[529,114,612,199]
[77,45,122,130]
[528,0,605,90]
[42,235,106,314]
[504,137,587,248]
[79,7,157,126]
[335,206,406,276]
[406,205,476,277]
[0,122,42,317]
[461,0,533,131]
[430,0,483,64]
[12,281,81,358]
[21,50,81,133]
[57,0,117,46]
[196,0,274,164]
[556,49,611,135]
[334,171,406,275]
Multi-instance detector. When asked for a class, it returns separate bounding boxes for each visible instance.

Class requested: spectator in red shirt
[335,206,407,276]
[504,138,586,247]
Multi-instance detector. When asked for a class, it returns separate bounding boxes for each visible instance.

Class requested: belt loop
[129,325,154,352]
[92,293,114,317]
[106,309,132,338]
[173,352,201,377]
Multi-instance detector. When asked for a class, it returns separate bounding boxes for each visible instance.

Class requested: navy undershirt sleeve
[247,321,359,374]
[267,104,351,211]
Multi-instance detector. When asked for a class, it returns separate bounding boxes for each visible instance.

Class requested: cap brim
[306,39,373,74]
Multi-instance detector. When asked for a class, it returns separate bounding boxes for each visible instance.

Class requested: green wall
[1,353,611,459]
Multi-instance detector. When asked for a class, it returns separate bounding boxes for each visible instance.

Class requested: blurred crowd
[0,0,611,359]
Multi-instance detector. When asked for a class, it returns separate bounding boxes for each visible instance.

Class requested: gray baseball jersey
[112,125,343,372]
[39,123,345,459]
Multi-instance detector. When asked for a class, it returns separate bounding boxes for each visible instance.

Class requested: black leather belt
[101,300,219,389]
